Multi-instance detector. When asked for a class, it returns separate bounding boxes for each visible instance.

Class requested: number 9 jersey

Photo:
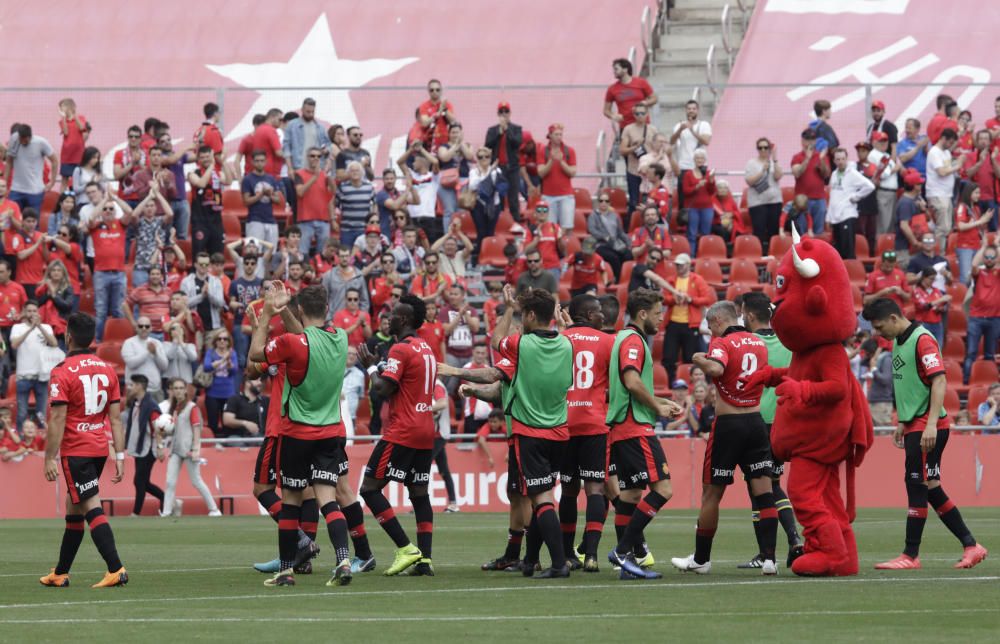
[49,351,122,457]
[562,326,615,436]
[706,329,769,408]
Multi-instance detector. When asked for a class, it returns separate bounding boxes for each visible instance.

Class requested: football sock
[524,515,543,565]
[256,489,282,522]
[694,524,717,565]
[361,490,410,548]
[614,499,634,545]
[534,502,566,569]
[616,491,667,556]
[582,493,607,557]
[278,503,302,571]
[773,482,801,545]
[747,482,763,551]
[84,508,122,572]
[342,501,372,560]
[753,492,778,562]
[321,502,350,564]
[504,528,525,560]
[411,494,434,560]
[300,498,319,541]
[55,514,85,575]
[633,535,649,559]
[558,489,578,557]
[928,487,977,547]
[904,481,928,558]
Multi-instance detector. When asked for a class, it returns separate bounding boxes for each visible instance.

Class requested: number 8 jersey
[562,326,615,436]
[706,328,769,408]
[49,351,122,457]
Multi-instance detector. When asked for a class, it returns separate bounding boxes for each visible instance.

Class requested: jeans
[687,207,714,256]
[964,315,1000,382]
[171,199,190,240]
[340,228,364,250]
[94,270,127,341]
[132,268,149,288]
[8,190,43,213]
[544,194,575,232]
[807,198,827,234]
[162,454,218,516]
[625,171,642,214]
[245,221,279,249]
[132,452,164,515]
[234,330,250,370]
[921,321,945,349]
[16,377,49,430]
[297,220,330,256]
[471,203,498,255]
[503,165,522,221]
[749,203,781,252]
[437,184,458,232]
[956,247,977,285]
[982,199,1000,232]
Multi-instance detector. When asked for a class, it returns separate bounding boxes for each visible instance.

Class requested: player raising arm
[41,313,128,588]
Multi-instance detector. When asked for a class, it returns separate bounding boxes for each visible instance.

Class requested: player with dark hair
[356,294,440,577]
[862,298,988,569]
[40,312,128,588]
[606,288,682,579]
[558,294,615,571]
[249,284,353,587]
[672,301,779,576]
[737,292,803,569]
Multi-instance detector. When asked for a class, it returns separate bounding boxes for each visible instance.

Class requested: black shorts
[703,412,773,486]
[253,436,279,485]
[277,436,348,490]
[559,434,609,483]
[743,423,784,480]
[61,456,106,504]
[904,428,949,483]
[611,435,670,491]
[509,434,566,496]
[364,440,432,486]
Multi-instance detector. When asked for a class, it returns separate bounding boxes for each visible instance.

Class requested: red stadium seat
[79,289,95,315]
[694,257,724,287]
[652,364,670,397]
[968,386,991,419]
[222,189,247,219]
[102,318,134,343]
[558,284,571,302]
[762,284,776,300]
[875,233,895,258]
[768,235,792,259]
[573,188,593,211]
[222,212,242,243]
[970,360,1000,386]
[943,388,960,415]
[494,210,516,237]
[670,235,690,257]
[843,259,867,287]
[605,188,628,214]
[676,363,692,384]
[696,234,728,260]
[948,282,967,304]
[732,235,762,259]
[944,333,965,361]
[627,210,643,232]
[851,285,863,312]
[725,283,753,301]
[619,261,636,286]
[652,334,664,363]
[571,209,587,234]
[729,258,760,285]
[456,210,477,241]
[95,342,126,376]
[41,190,59,214]
[478,236,508,268]
[855,234,871,258]
[175,239,193,262]
[562,234,581,257]
[947,308,967,335]
[944,361,963,385]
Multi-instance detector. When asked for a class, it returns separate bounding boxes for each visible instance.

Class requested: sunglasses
[308,153,321,158]
[986,255,998,261]
[391,293,402,298]
[58,231,69,237]
[103,207,115,212]
[526,258,541,264]
[395,216,406,221]
[197,262,210,267]
[498,109,510,114]
[598,198,610,203]
[429,87,442,93]
[477,154,490,160]
[425,259,438,265]
[634,112,647,117]
[137,324,151,329]
[217,338,230,342]
[128,134,141,139]
[346,297,359,302]
[758,145,770,150]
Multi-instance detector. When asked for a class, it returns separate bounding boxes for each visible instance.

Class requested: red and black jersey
[562,326,614,436]
[706,327,768,407]
[381,334,438,449]
[49,350,121,457]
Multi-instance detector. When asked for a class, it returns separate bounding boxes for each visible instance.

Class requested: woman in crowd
[46,191,80,237]
[163,321,198,383]
[71,147,105,201]
[436,122,476,232]
[954,182,994,285]
[587,190,632,280]
[202,329,239,445]
[682,149,717,255]
[744,137,783,253]
[158,378,222,517]
[35,259,75,344]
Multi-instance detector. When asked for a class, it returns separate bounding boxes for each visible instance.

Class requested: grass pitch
[1,508,998,642]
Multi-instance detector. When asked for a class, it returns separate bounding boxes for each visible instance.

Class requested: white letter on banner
[898,66,992,122]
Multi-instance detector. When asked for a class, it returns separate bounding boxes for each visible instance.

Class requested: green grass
[1,509,998,642]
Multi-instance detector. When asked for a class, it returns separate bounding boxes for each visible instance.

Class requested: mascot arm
[745,365,787,390]
[774,360,849,406]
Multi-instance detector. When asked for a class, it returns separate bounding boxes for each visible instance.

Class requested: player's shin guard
[773,482,801,545]
[694,525,717,565]
[361,490,410,548]
[504,528,526,561]
[904,481,929,558]
[300,498,319,542]
[84,508,122,572]
[582,494,607,557]
[753,492,778,562]
[256,489,282,523]
[278,504,302,571]
[534,502,566,569]
[321,502,350,563]
[524,515,543,565]
[342,501,372,560]
[928,487,976,547]
[616,491,667,555]
[558,493,578,557]
[411,495,434,560]
[613,499,634,544]
[55,515,85,575]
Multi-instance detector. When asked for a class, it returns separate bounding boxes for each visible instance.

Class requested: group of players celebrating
[38,280,986,588]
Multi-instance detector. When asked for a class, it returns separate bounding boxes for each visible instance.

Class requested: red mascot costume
[748,228,874,576]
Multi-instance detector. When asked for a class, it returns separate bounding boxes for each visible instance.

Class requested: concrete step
[656,32,736,51]
[664,20,727,35]
[673,0,754,10]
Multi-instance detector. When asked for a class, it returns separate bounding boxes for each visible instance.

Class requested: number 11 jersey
[562,326,615,436]
[381,334,438,450]
[49,351,122,457]
[706,329,768,408]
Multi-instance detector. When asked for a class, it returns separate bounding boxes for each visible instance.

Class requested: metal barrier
[721,4,733,71]
[706,44,719,99]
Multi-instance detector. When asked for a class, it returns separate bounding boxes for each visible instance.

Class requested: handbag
[440,167,460,188]
[193,365,214,389]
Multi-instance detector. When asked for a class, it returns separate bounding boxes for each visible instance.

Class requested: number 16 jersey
[562,326,615,436]
[49,350,122,457]
[706,328,768,408]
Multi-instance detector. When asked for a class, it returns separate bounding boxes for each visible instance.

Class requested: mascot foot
[831,527,859,576]
[790,552,837,576]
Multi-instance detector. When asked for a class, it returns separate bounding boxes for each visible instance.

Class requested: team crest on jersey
[385,357,401,373]
[711,348,724,359]
[628,348,638,360]
[921,353,940,370]
[266,338,277,353]
[50,382,60,397]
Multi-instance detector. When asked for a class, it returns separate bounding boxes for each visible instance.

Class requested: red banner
[3,434,998,518]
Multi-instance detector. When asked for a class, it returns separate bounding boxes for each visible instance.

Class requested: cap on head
[872,100,886,111]
[674,253,691,266]
[581,237,597,253]
[872,131,889,143]
[497,101,511,113]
